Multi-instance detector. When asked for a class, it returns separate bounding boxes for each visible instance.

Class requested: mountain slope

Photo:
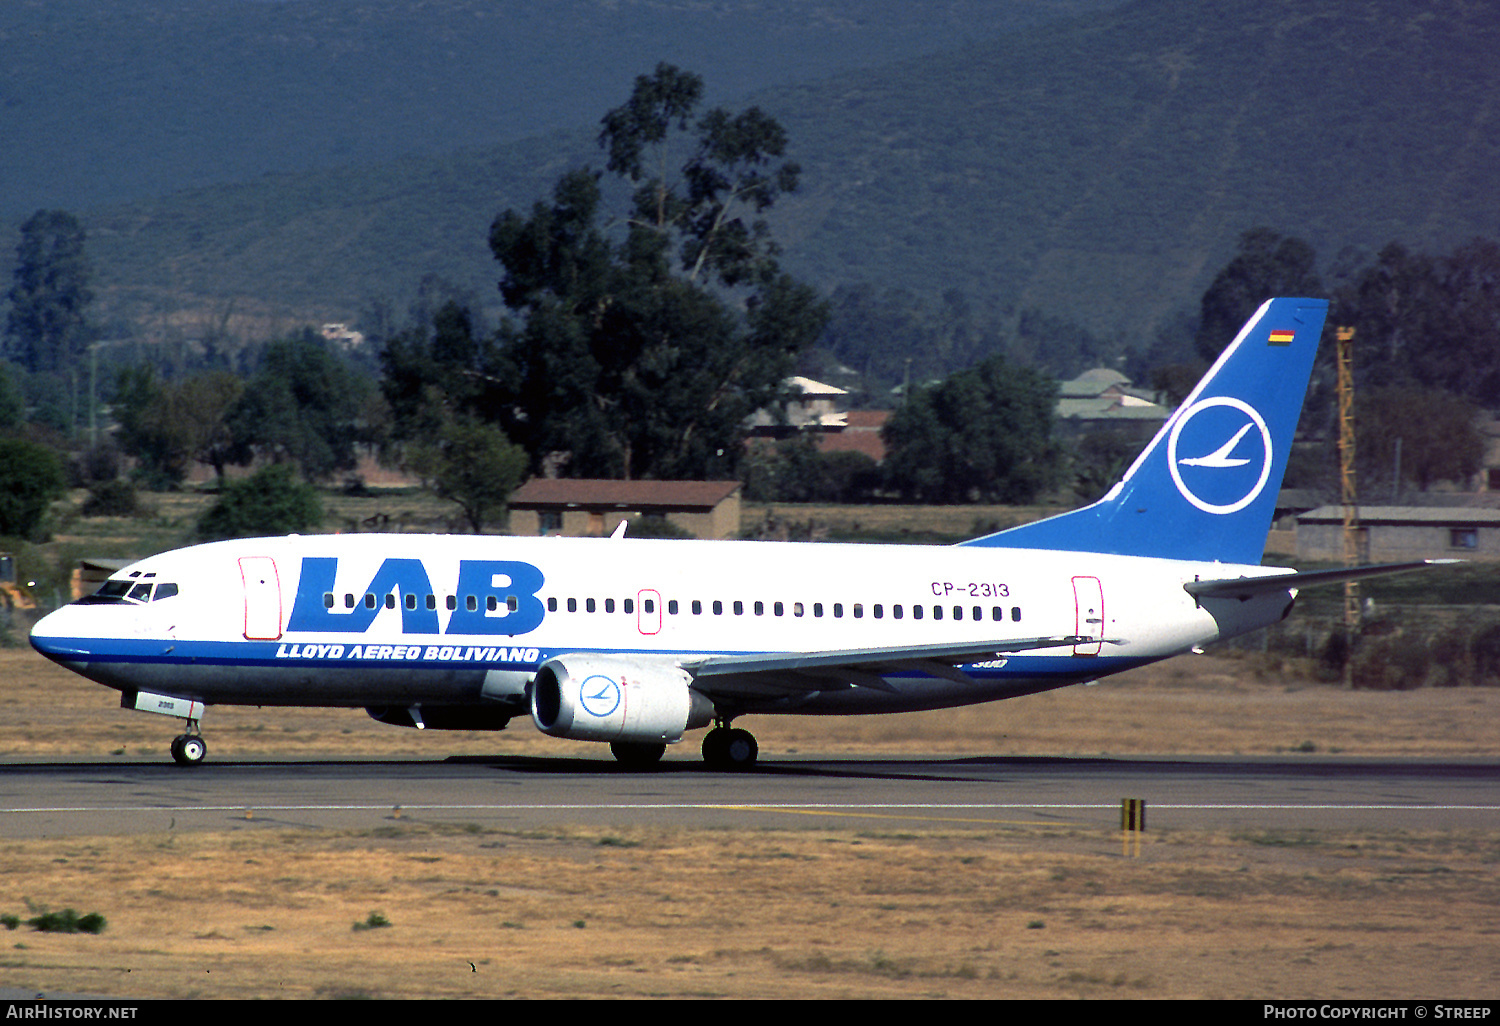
[76,0,1500,348]
[1,0,1114,218]
[771,0,1500,337]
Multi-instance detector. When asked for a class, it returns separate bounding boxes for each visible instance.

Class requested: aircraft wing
[680,636,1095,695]
[1184,559,1460,602]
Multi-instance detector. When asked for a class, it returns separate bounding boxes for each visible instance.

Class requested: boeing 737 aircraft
[29,298,1442,768]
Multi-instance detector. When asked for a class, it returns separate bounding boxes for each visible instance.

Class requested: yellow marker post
[1121,798,1146,857]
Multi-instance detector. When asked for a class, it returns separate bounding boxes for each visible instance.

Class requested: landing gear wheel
[609,741,666,768]
[702,727,758,770]
[171,734,206,766]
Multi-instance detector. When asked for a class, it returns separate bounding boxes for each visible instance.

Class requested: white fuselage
[30,533,1295,718]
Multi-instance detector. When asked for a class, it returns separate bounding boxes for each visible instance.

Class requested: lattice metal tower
[1336,326,1361,634]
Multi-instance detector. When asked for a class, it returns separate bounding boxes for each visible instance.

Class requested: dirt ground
[0,648,1497,1000]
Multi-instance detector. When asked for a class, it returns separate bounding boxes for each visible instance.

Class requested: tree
[881,354,1059,504]
[0,361,23,431]
[114,366,244,489]
[405,417,528,533]
[1196,228,1322,362]
[0,437,66,540]
[228,330,375,481]
[5,210,93,379]
[1357,386,1484,494]
[742,436,879,503]
[196,463,323,541]
[486,64,827,480]
[1334,238,1500,407]
[380,301,503,447]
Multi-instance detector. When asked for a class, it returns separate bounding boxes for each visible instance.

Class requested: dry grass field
[0,647,1497,1000]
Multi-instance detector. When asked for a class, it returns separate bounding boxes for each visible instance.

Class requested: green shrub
[26,909,106,934]
[0,438,66,540]
[197,463,323,540]
[80,478,141,517]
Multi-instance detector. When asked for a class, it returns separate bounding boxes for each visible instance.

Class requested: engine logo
[578,674,621,718]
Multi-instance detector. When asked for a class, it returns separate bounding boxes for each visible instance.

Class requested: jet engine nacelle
[530,655,714,744]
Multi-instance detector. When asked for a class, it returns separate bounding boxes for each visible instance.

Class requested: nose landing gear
[169,731,206,766]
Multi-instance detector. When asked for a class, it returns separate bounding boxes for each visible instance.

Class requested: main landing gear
[701,721,758,770]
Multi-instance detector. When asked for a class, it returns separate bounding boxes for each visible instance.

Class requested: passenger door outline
[240,556,283,641]
[1071,575,1103,656]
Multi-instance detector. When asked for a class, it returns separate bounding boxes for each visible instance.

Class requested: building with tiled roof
[1296,505,1500,562]
[508,479,742,539]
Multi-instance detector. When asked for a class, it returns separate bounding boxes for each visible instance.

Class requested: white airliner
[30,298,1442,768]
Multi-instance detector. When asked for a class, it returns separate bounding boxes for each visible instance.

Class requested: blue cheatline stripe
[31,635,1145,681]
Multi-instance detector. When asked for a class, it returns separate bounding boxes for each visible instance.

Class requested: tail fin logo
[1167,397,1273,515]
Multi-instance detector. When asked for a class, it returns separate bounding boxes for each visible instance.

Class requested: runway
[2,754,1497,838]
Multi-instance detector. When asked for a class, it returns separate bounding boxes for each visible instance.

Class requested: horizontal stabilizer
[1184,560,1461,601]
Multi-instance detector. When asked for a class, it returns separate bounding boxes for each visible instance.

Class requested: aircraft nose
[29,605,94,663]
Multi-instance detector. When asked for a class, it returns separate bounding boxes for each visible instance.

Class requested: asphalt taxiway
[1,754,1496,838]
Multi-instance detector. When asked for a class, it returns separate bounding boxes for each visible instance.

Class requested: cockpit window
[77,579,180,605]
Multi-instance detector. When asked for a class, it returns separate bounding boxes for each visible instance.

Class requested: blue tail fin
[963,297,1329,564]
